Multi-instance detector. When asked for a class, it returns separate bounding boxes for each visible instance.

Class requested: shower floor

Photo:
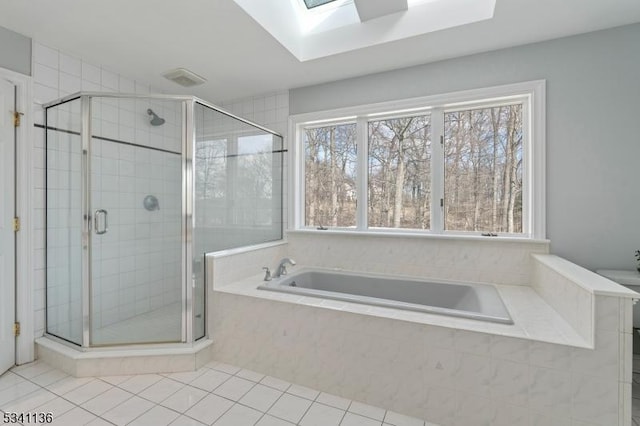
[91,302,183,346]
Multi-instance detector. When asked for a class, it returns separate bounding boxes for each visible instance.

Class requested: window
[293,81,545,238]
[444,104,523,233]
[303,0,338,9]
[304,123,357,228]
[368,115,431,229]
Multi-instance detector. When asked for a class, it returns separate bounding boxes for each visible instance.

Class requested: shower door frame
[44,92,283,348]
[44,92,197,348]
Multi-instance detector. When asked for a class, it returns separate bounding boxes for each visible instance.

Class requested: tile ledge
[35,336,213,359]
[533,254,640,299]
[208,240,287,259]
[287,229,550,244]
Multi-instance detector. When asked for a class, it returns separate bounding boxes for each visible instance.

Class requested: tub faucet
[275,258,296,278]
[262,267,272,281]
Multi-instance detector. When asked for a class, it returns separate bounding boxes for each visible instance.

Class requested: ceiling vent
[162,68,207,87]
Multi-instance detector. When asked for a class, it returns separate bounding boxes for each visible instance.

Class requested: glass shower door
[89,96,184,346]
[46,98,83,345]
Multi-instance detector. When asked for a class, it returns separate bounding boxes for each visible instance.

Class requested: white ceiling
[1,0,639,103]
[234,0,497,61]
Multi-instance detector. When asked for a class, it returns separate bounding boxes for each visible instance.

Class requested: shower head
[147,109,165,126]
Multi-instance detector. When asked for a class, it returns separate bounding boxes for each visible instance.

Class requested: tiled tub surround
[286,231,550,286]
[207,242,637,425]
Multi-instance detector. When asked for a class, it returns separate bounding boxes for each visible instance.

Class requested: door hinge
[440,135,444,146]
[13,322,20,337]
[13,217,20,232]
[440,198,444,207]
[13,111,24,127]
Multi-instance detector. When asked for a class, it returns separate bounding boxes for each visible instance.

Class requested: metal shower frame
[43,92,283,348]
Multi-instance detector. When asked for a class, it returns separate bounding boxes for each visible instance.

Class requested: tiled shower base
[91,303,182,346]
[0,360,430,426]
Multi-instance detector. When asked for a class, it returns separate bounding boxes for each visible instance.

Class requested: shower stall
[44,93,283,348]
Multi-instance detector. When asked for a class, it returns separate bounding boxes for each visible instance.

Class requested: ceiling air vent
[162,68,207,87]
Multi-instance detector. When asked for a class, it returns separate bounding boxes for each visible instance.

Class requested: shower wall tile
[31,40,168,339]
[59,53,81,77]
[90,139,182,330]
[32,40,288,346]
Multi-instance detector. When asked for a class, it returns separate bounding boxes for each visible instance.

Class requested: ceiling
[234,0,497,61]
[0,0,639,103]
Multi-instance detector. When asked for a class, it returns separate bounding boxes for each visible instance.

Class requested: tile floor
[0,360,432,426]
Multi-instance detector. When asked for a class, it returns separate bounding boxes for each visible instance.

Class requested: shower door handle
[94,209,108,235]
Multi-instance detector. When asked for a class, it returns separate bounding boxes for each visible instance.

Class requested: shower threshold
[35,336,213,377]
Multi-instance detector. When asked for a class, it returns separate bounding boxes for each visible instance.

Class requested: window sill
[287,228,549,244]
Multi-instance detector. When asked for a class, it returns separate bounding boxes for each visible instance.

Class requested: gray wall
[0,25,31,76]
[290,23,640,272]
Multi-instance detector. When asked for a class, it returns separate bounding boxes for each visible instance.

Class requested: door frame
[0,66,33,365]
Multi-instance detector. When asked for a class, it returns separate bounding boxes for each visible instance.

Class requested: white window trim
[289,80,546,239]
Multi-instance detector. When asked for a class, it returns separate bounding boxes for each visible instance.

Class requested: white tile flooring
[0,360,432,426]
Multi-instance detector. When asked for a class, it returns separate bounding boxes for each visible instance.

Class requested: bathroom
[1,1,640,425]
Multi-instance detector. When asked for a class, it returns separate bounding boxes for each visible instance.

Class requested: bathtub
[257,269,513,324]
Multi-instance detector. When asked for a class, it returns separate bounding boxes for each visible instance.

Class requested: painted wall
[289,23,640,272]
[0,25,31,76]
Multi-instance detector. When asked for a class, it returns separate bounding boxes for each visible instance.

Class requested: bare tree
[303,104,522,233]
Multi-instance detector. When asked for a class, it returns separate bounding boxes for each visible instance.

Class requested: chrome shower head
[147,109,165,126]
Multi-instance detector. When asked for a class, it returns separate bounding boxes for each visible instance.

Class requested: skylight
[303,0,337,9]
[232,0,497,61]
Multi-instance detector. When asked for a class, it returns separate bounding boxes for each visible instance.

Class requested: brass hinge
[13,217,20,232]
[14,322,20,337]
[13,111,24,127]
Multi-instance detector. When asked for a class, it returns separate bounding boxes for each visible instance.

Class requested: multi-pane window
[296,81,543,238]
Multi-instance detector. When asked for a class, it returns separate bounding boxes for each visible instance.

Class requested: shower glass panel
[44,92,284,348]
[193,103,283,339]
[46,98,83,345]
[89,97,184,346]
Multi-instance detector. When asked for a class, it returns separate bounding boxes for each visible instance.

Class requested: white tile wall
[207,242,289,290]
[31,41,166,339]
[286,231,550,286]
[211,289,629,425]
[89,140,182,333]
[44,104,83,342]
[532,258,594,342]
[32,41,290,342]
[206,238,634,425]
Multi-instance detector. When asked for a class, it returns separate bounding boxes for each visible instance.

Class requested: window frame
[290,80,546,239]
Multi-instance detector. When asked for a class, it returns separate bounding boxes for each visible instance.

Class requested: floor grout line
[2,361,422,426]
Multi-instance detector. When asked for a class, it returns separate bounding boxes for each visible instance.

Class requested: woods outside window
[292,81,545,238]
